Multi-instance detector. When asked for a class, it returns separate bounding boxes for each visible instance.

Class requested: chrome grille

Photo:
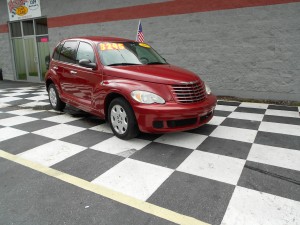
[172,81,206,103]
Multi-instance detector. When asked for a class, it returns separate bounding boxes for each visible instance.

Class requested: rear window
[52,43,63,60]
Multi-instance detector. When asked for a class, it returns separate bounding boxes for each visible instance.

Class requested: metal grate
[171,81,206,103]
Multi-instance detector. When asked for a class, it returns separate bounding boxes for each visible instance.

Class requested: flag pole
[136,19,141,42]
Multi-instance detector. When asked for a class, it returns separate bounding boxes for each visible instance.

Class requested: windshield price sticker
[99,43,125,51]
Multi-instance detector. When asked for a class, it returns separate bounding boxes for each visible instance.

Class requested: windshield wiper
[106,63,141,66]
[146,62,167,65]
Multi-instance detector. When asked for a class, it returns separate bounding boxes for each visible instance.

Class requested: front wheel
[108,97,139,140]
[48,83,66,111]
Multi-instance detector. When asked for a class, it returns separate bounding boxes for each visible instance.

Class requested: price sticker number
[100,43,125,51]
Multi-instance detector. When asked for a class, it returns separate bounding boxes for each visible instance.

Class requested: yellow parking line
[0,150,210,225]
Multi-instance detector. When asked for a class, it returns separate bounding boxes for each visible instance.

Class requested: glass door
[36,36,50,80]
[24,37,40,82]
[9,18,49,82]
[12,38,27,80]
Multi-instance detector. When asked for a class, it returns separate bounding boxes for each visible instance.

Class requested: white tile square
[221,186,300,225]
[0,97,21,103]
[177,150,245,185]
[25,95,49,101]
[2,92,29,97]
[259,122,300,137]
[248,144,300,171]
[0,116,38,126]
[43,114,82,123]
[91,136,150,155]
[19,101,49,108]
[239,102,269,109]
[228,112,264,121]
[210,126,257,143]
[0,127,28,142]
[92,158,173,201]
[154,132,207,149]
[7,108,45,116]
[89,123,113,133]
[33,124,86,139]
[208,116,226,125]
[18,140,86,167]
[0,103,10,108]
[215,105,237,112]
[265,109,299,118]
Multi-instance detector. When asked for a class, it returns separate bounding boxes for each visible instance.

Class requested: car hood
[103,64,202,85]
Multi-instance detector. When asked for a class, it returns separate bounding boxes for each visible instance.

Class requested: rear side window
[52,43,63,60]
[59,41,78,64]
[76,42,95,63]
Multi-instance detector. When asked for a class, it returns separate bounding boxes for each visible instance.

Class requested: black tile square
[268,105,298,111]
[137,132,162,141]
[221,118,261,130]
[0,113,16,120]
[235,107,266,114]
[61,129,113,147]
[12,120,59,132]
[130,143,193,169]
[0,133,53,154]
[238,161,300,201]
[217,101,241,106]
[197,137,252,159]
[8,99,32,106]
[51,149,124,181]
[187,124,217,135]
[263,115,300,126]
[14,94,36,98]
[255,131,300,150]
[0,106,19,112]
[214,110,231,117]
[147,171,235,225]
[66,116,105,128]
[25,111,61,119]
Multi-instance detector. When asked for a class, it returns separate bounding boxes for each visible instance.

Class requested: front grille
[171,81,206,103]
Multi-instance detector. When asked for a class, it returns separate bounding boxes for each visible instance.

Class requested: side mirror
[79,59,97,69]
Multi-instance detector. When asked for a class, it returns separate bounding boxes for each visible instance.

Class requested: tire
[108,97,139,140]
[48,83,66,111]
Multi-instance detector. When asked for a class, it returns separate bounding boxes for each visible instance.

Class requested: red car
[45,36,217,139]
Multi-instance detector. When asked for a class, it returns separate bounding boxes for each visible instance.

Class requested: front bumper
[132,94,217,133]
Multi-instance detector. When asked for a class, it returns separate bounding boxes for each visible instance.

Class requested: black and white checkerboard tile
[1,84,300,225]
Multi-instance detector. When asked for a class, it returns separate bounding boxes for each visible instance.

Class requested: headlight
[131,91,165,104]
[205,83,211,95]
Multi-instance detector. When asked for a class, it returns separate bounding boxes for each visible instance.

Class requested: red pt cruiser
[45,36,217,139]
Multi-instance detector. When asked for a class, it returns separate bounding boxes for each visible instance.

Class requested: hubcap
[110,104,128,135]
[49,87,57,107]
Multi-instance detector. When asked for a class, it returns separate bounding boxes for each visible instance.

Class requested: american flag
[136,20,144,42]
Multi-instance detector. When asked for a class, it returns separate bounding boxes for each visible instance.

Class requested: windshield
[98,42,167,66]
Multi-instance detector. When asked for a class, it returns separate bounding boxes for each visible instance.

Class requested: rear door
[58,40,79,100]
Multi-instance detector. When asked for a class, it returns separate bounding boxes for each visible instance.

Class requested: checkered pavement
[0,84,300,225]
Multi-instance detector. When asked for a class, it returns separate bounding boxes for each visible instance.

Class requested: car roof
[65,36,134,43]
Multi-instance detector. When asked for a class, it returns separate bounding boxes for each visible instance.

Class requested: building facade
[0,0,299,101]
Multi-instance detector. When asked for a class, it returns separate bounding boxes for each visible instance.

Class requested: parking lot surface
[0,81,300,225]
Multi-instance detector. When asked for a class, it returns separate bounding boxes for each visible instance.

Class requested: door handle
[70,70,77,74]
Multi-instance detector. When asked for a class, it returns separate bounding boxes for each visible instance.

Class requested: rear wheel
[48,83,66,111]
[108,97,139,140]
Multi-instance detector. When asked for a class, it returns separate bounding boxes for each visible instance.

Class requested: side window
[76,42,95,64]
[59,41,78,64]
[52,42,63,60]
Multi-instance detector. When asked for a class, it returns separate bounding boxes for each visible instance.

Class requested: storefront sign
[7,0,41,21]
